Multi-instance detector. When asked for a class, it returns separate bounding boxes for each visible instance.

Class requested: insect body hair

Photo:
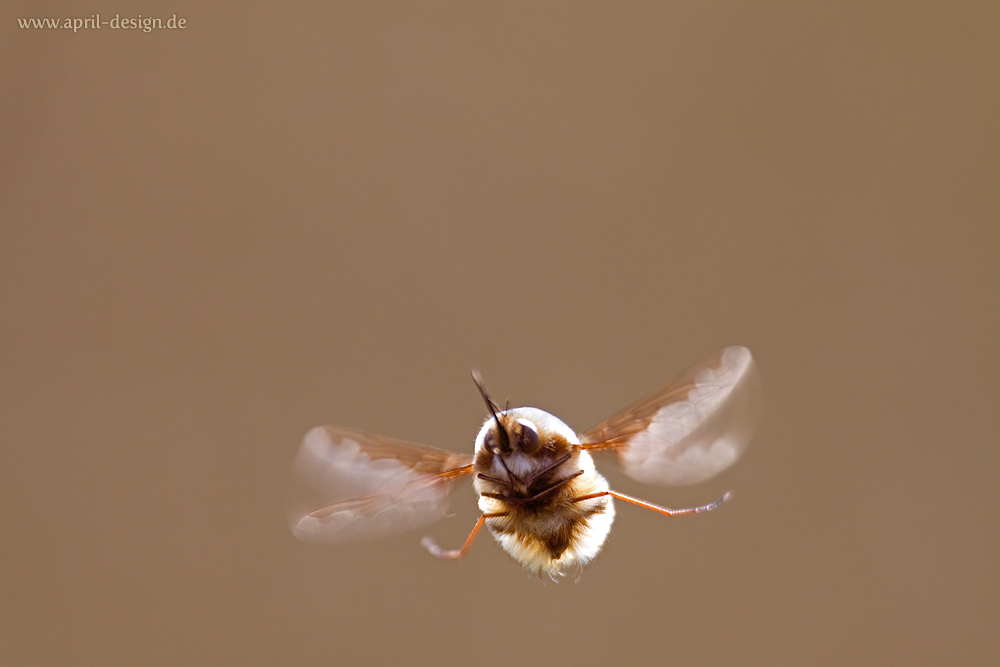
[473,408,615,577]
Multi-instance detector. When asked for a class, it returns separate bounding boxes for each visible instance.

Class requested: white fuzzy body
[472,408,615,577]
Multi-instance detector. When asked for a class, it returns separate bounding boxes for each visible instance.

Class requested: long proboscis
[471,370,511,453]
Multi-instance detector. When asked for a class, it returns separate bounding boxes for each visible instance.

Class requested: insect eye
[515,418,540,454]
[484,427,512,455]
[484,429,498,453]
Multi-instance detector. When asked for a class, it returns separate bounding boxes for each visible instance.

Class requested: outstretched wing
[580,346,762,486]
[289,425,474,543]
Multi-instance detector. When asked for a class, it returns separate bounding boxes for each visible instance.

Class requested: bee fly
[289,346,761,579]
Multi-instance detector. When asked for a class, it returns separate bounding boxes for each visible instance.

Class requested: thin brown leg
[573,490,731,517]
[421,513,506,560]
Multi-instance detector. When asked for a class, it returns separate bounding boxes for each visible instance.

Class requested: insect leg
[572,490,732,517]
[522,452,573,486]
[421,512,507,560]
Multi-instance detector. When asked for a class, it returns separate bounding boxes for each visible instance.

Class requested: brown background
[2,2,997,665]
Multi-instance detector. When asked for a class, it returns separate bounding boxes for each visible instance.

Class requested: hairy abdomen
[478,457,615,577]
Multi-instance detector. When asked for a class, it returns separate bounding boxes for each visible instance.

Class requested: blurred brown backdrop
[2,2,997,665]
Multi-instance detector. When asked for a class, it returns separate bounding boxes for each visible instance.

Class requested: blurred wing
[289,425,474,544]
[580,346,762,486]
